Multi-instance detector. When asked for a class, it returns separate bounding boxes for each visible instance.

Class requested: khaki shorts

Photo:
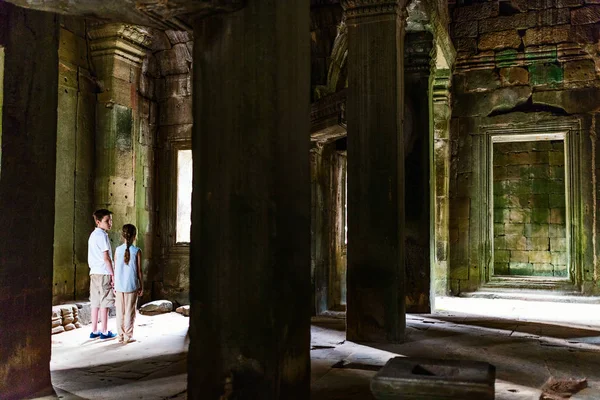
[89,274,115,308]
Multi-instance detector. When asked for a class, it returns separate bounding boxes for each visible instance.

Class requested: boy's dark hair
[93,209,112,222]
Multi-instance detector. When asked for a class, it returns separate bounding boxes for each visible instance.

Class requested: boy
[87,209,117,339]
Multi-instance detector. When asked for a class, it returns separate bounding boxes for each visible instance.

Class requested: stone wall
[493,141,567,277]
[53,17,96,304]
[310,3,343,101]
[448,0,600,294]
[153,30,193,305]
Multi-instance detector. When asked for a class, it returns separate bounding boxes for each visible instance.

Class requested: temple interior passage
[2,0,600,398]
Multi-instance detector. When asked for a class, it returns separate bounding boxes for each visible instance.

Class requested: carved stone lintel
[341,0,408,21]
[88,23,153,64]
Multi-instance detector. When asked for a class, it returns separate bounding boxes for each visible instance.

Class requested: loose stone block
[478,30,522,51]
[140,300,173,315]
[371,357,495,400]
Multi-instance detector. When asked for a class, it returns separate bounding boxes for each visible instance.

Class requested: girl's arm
[136,250,143,296]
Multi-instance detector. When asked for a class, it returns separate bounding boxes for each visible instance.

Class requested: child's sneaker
[90,332,101,339]
[100,331,117,339]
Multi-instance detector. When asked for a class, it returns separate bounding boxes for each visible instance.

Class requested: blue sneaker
[99,331,117,340]
[90,332,101,339]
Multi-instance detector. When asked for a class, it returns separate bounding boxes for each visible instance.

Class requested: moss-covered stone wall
[53,17,96,304]
[493,141,567,277]
[448,0,600,295]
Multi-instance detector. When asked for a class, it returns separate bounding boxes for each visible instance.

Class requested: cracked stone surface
[31,297,600,399]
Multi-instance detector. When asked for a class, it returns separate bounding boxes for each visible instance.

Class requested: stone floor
[34,296,600,399]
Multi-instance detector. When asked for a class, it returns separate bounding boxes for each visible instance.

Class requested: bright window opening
[176,149,192,243]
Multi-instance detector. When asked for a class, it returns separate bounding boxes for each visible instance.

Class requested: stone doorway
[492,136,568,278]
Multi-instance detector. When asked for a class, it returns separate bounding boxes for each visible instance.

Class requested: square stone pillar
[343,0,408,343]
[0,3,59,398]
[188,1,310,399]
[88,24,151,245]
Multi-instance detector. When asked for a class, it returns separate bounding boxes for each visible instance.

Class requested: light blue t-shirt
[114,244,140,293]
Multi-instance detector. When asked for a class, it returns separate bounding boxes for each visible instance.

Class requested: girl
[114,224,143,344]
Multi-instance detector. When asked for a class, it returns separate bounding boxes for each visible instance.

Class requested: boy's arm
[136,250,143,296]
[103,250,114,281]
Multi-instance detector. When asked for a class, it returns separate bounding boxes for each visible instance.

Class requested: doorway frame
[476,119,582,291]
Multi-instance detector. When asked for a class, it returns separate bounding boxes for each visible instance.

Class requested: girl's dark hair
[122,224,137,263]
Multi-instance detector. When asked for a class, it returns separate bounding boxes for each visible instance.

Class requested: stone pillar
[430,69,452,305]
[188,1,310,399]
[0,3,59,398]
[343,0,408,343]
[88,24,151,245]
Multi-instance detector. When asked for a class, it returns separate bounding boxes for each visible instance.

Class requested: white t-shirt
[88,228,113,275]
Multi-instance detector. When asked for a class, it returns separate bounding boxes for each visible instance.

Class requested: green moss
[529,64,563,87]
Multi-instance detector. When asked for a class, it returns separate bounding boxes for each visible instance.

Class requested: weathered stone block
[454,38,478,54]
[528,237,550,251]
[500,67,529,86]
[454,2,499,22]
[463,69,501,92]
[531,8,571,25]
[532,180,551,195]
[531,207,550,222]
[510,262,534,275]
[549,224,566,237]
[479,30,522,51]
[510,208,532,223]
[494,208,510,223]
[564,59,597,82]
[495,250,510,262]
[550,237,567,251]
[479,13,534,34]
[506,235,527,250]
[165,30,192,44]
[505,223,525,236]
[453,20,478,38]
[571,5,600,24]
[532,263,555,276]
[494,235,507,250]
[532,87,600,113]
[549,194,566,209]
[550,208,566,224]
[494,262,509,275]
[511,250,529,262]
[494,223,506,235]
[156,43,192,76]
[549,151,565,165]
[157,73,192,99]
[529,63,564,86]
[552,251,568,264]
[147,28,172,52]
[554,267,568,277]
[572,24,600,42]
[557,0,583,6]
[529,251,552,263]
[159,96,193,126]
[523,25,572,46]
[526,223,550,237]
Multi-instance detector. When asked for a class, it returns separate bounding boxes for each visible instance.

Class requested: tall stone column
[0,3,59,398]
[188,1,310,399]
[343,0,408,343]
[88,24,151,245]
[430,69,452,304]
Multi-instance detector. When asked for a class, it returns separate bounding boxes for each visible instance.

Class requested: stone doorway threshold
[459,289,600,304]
